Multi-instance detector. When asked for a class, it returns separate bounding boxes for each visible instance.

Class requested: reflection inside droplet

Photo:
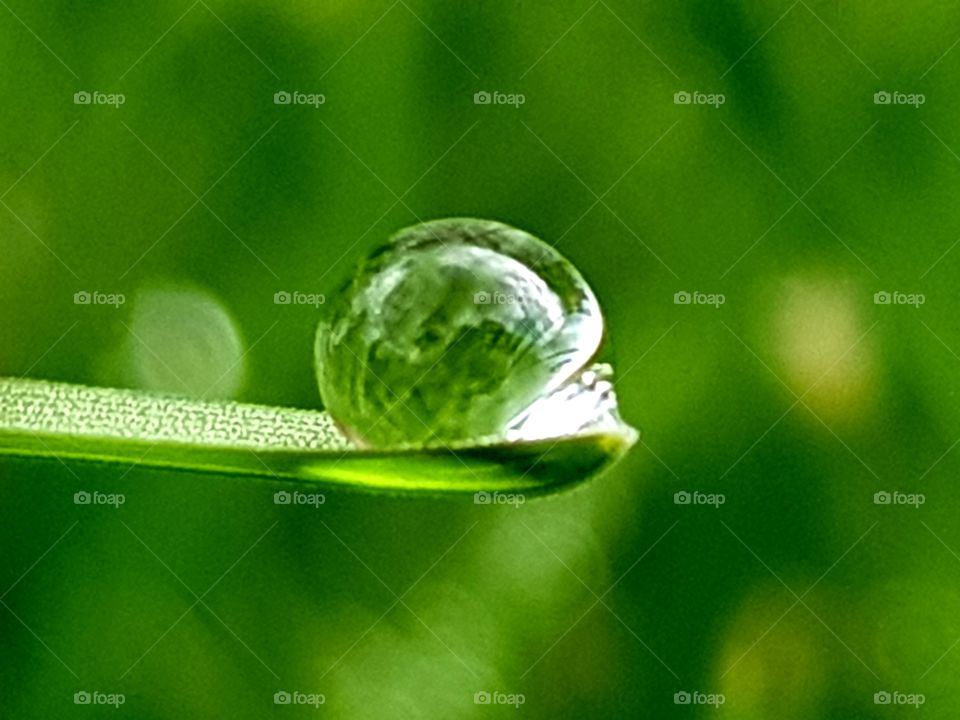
[316,218,624,447]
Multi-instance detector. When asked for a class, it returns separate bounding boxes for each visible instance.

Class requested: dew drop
[316,218,611,447]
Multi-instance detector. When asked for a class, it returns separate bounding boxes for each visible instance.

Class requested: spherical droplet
[316,218,604,447]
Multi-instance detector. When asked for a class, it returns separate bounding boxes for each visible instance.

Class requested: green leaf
[0,377,637,494]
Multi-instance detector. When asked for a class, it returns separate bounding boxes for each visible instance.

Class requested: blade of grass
[0,377,636,494]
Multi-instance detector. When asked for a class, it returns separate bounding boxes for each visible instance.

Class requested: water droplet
[316,218,608,446]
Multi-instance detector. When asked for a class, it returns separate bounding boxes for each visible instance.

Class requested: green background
[2,1,959,717]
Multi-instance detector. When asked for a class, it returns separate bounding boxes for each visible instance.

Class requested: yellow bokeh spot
[774,275,875,422]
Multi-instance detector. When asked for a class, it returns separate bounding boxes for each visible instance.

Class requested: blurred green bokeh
[3,1,960,717]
